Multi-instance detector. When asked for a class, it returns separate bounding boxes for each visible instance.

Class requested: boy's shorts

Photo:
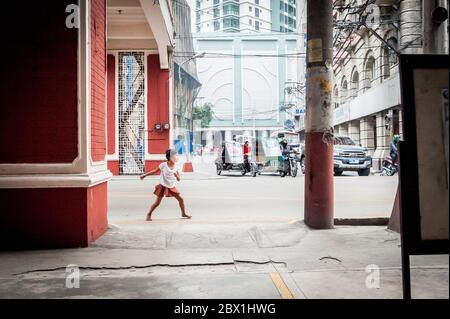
[154,184,180,197]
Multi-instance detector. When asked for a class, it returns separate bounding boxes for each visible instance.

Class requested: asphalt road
[108,160,398,224]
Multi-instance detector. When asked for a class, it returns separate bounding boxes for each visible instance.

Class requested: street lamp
[177,52,206,172]
[178,52,206,82]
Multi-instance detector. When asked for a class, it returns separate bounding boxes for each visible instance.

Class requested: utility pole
[304,0,334,229]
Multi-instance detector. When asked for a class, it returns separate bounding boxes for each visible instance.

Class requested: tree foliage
[193,103,214,128]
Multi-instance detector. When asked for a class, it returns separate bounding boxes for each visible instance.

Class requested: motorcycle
[380,155,398,176]
[280,150,298,178]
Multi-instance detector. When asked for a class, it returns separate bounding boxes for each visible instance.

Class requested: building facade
[297,0,449,170]
[193,33,303,147]
[106,0,175,176]
[0,0,175,248]
[173,0,202,155]
[332,1,403,170]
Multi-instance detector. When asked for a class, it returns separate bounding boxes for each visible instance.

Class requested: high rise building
[188,0,297,33]
[271,0,297,33]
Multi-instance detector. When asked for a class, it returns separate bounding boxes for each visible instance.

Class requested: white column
[205,131,213,150]
[348,120,360,145]
[260,130,268,138]
[360,117,375,153]
[225,130,233,142]
[373,112,390,170]
[339,123,349,136]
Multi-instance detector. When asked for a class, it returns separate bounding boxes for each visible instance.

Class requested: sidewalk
[0,221,447,299]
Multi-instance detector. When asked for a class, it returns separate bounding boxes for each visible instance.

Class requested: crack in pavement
[13,259,289,276]
[319,256,342,263]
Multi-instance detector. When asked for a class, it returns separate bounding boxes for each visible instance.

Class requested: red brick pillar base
[0,182,108,250]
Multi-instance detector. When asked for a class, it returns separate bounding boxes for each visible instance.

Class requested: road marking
[269,272,295,299]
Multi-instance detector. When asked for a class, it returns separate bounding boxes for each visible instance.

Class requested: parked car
[299,135,372,176]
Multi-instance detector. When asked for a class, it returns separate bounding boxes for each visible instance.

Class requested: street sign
[284,119,295,130]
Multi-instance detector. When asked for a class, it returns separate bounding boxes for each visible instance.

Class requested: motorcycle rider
[279,138,291,172]
[390,135,400,165]
[280,138,290,156]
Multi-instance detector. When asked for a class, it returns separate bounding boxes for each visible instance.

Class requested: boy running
[140,149,192,221]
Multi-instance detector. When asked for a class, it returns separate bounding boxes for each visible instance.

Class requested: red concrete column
[304,133,334,228]
[0,0,110,249]
[304,0,334,229]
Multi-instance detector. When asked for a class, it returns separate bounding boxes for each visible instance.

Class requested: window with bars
[118,52,146,175]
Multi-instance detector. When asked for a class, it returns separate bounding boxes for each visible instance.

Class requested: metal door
[118,52,145,175]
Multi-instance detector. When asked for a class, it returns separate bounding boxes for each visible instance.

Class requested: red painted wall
[107,161,120,176]
[87,182,108,243]
[108,161,164,176]
[90,0,107,162]
[0,183,108,249]
[145,160,165,172]
[107,54,116,155]
[0,1,78,163]
[147,55,170,154]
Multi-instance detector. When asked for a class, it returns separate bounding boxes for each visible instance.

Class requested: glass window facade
[223,3,239,16]
[223,17,239,30]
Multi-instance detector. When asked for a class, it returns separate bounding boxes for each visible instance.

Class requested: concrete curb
[334,217,389,226]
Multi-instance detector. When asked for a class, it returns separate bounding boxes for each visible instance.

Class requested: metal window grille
[118,52,145,175]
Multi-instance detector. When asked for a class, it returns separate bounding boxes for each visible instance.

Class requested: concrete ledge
[334,217,389,226]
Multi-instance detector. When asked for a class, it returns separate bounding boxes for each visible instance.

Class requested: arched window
[341,76,348,103]
[387,37,398,64]
[334,84,339,108]
[381,37,398,81]
[364,52,375,91]
[351,68,359,98]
